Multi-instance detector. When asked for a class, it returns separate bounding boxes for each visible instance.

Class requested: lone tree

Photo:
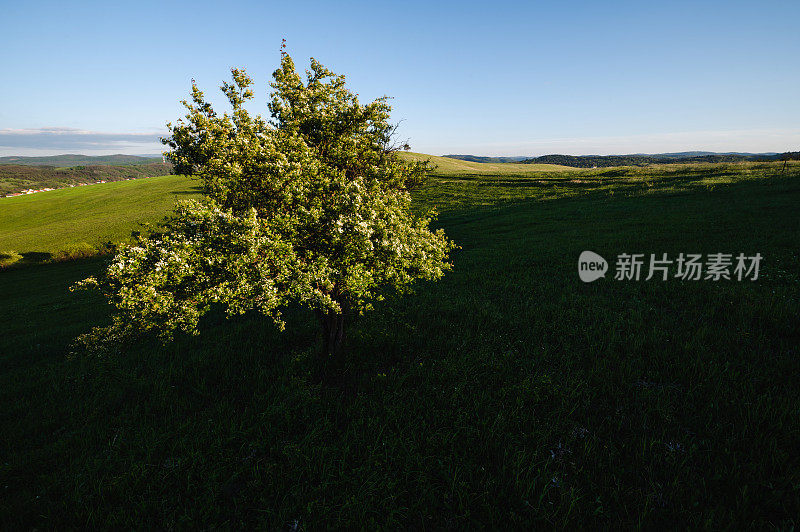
[74,49,455,357]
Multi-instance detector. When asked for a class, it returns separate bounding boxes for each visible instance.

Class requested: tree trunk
[317,310,345,357]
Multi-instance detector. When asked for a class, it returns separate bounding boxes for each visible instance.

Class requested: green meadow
[1,159,799,527]
[0,153,572,266]
[0,175,199,266]
[403,152,576,173]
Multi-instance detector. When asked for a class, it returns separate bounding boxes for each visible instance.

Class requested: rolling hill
[441,155,529,163]
[0,174,199,265]
[1,156,795,267]
[444,152,791,168]
[399,151,575,173]
[0,154,163,166]
[0,163,173,196]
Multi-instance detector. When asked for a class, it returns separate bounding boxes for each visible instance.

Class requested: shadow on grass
[20,251,53,264]
[0,250,54,268]
[1,244,117,269]
[419,166,800,218]
[171,186,204,195]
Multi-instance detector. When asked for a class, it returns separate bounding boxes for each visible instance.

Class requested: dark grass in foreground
[1,163,799,527]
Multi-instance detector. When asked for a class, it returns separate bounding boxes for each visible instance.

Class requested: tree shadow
[171,186,204,195]
[2,251,54,267]
[20,251,52,263]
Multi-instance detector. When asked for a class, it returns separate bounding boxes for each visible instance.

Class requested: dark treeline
[445,152,798,168]
[0,163,173,195]
[521,153,793,168]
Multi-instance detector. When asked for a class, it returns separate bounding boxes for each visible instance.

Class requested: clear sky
[1,0,798,156]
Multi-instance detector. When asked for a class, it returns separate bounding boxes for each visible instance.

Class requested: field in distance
[1,157,797,267]
[400,151,576,173]
[0,154,575,266]
[0,162,172,196]
[0,154,162,166]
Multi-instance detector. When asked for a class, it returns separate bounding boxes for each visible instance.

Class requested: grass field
[1,159,799,527]
[0,175,199,266]
[400,151,577,173]
[0,155,573,267]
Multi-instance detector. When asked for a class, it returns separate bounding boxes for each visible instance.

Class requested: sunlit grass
[0,175,200,266]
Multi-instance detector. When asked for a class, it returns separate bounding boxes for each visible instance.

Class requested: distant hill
[0,154,163,166]
[0,163,172,196]
[443,155,529,163]
[520,152,785,168]
[646,151,779,158]
[444,152,788,168]
[398,152,573,173]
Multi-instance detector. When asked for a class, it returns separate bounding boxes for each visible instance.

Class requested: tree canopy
[74,50,455,356]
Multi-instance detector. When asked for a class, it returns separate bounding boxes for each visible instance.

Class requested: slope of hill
[0,154,577,266]
[0,154,163,166]
[0,163,173,196]
[442,154,529,163]
[399,152,575,173]
[521,153,783,168]
[2,157,796,267]
[0,174,198,265]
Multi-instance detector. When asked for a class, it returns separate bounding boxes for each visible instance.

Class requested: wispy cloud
[0,127,166,155]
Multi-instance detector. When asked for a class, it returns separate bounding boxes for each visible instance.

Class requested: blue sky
[1,0,798,156]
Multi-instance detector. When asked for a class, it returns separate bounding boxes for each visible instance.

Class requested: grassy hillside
[442,154,529,163]
[0,154,162,166]
[0,160,798,527]
[399,151,576,173]
[0,174,198,266]
[0,162,173,196]
[413,159,796,209]
[0,155,570,266]
[0,159,794,265]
